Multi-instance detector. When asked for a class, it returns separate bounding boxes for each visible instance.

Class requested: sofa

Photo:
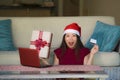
[0,16,120,80]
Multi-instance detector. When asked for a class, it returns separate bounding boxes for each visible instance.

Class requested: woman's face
[65,33,77,49]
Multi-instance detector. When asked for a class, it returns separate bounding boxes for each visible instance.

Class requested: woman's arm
[84,45,99,65]
[54,54,59,65]
[40,53,59,65]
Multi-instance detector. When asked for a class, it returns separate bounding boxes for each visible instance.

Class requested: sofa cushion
[0,50,20,65]
[0,19,16,51]
[93,52,120,66]
[85,21,120,51]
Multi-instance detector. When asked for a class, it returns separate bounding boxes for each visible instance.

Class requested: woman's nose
[69,36,73,40]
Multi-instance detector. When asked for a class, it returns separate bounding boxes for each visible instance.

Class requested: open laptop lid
[19,48,40,68]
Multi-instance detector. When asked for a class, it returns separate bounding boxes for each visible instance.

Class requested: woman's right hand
[40,58,50,65]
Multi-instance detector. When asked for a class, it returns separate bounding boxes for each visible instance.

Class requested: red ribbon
[30,31,50,51]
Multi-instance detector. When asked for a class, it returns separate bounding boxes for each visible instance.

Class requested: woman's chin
[68,45,75,49]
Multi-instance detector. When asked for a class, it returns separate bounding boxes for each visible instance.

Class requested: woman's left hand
[90,44,99,55]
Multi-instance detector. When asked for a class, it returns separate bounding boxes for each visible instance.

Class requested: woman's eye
[72,34,76,37]
[66,35,69,37]
[65,35,70,39]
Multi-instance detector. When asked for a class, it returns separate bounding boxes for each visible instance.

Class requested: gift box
[30,30,53,58]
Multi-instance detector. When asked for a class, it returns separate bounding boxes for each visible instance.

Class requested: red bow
[30,31,49,50]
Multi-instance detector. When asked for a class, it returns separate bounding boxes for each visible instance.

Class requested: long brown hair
[60,34,84,56]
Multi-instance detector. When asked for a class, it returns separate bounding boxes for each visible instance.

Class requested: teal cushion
[85,21,120,52]
[0,19,16,51]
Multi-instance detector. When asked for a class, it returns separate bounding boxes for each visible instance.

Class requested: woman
[41,23,99,80]
[54,23,99,66]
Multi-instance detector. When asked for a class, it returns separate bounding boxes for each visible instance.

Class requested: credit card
[90,38,97,44]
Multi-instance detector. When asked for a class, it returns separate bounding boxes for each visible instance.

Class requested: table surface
[0,65,108,79]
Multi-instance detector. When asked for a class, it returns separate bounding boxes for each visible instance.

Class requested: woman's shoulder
[81,47,90,51]
[54,48,62,53]
[80,47,90,54]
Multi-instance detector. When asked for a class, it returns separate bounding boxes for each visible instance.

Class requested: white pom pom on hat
[63,23,81,36]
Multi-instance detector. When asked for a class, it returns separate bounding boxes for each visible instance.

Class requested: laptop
[19,48,52,68]
[19,48,40,68]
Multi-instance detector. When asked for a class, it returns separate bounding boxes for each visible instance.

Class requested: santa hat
[63,23,81,36]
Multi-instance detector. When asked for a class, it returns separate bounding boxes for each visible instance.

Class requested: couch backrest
[0,16,115,49]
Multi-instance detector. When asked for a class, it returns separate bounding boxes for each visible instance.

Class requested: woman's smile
[68,42,74,46]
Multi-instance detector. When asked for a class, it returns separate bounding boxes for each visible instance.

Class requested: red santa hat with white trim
[63,23,81,36]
